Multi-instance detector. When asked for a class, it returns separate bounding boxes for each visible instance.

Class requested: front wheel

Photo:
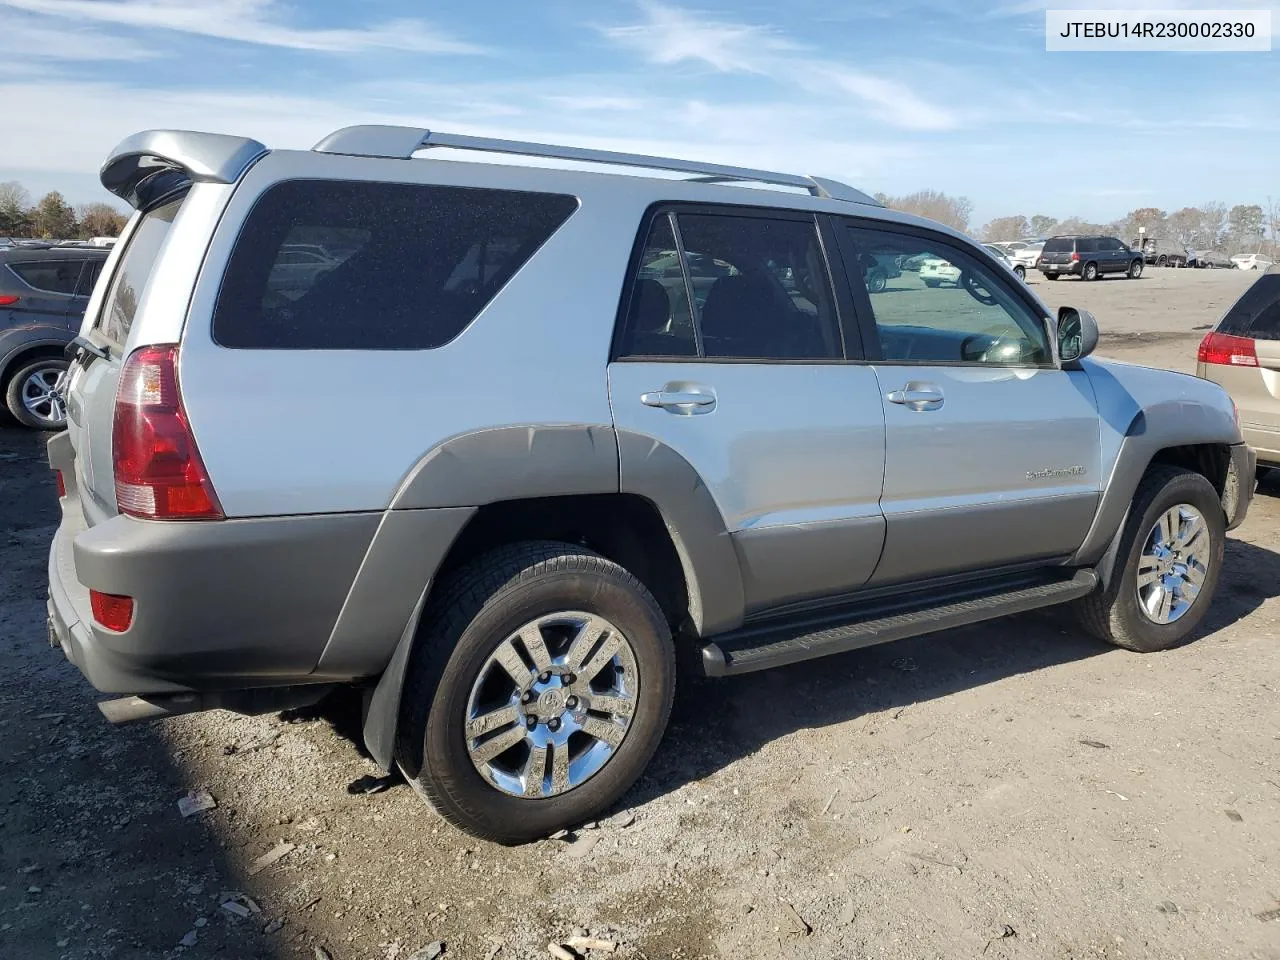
[1014,265,1026,281]
[866,268,887,294]
[5,358,69,430]
[396,541,675,844]
[1128,259,1144,279]
[1074,466,1225,652]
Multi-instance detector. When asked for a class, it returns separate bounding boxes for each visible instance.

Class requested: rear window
[7,259,83,295]
[212,180,578,350]
[1218,274,1280,338]
[97,198,183,345]
[1042,238,1073,253]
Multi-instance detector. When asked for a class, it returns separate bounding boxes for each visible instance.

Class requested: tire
[1082,261,1099,281]
[867,268,887,294]
[396,541,676,844]
[1074,466,1225,653]
[4,358,69,430]
[1014,265,1026,281]
[1043,273,1059,281]
[922,278,939,288]
[1157,255,1167,267]
[1128,259,1144,279]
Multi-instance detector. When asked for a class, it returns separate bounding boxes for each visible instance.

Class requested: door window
[7,260,83,295]
[616,211,841,361]
[844,225,1051,366]
[77,259,104,296]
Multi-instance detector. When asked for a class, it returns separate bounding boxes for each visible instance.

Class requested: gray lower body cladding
[50,505,378,694]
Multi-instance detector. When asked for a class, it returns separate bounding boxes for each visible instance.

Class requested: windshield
[94,197,184,346]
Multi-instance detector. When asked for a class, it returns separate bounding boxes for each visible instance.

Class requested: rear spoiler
[100,130,267,209]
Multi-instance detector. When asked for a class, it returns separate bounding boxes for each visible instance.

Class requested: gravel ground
[1,267,1277,960]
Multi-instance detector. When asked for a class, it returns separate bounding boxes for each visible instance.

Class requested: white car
[1231,253,1276,271]
[1007,240,1045,271]
[920,257,961,287]
[982,243,1027,281]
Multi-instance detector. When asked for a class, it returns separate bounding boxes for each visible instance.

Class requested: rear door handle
[641,386,717,413]
[886,382,944,410]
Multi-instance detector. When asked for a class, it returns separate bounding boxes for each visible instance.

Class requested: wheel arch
[0,339,69,389]
[355,426,745,771]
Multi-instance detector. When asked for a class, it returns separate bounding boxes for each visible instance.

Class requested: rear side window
[615,210,842,361]
[1042,238,1073,254]
[1218,274,1280,339]
[98,198,183,345]
[212,180,578,350]
[1077,238,1098,254]
[8,260,83,295]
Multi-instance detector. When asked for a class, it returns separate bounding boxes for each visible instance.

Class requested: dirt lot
[1,267,1277,960]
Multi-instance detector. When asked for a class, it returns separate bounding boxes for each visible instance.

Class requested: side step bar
[701,569,1098,677]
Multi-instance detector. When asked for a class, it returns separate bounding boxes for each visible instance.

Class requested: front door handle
[641,386,717,413]
[886,382,944,411]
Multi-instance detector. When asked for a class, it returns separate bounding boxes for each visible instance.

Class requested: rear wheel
[1043,273,1059,281]
[1082,261,1099,281]
[5,358,69,430]
[922,278,940,288]
[1074,466,1224,652]
[1128,259,1144,279]
[396,541,676,844]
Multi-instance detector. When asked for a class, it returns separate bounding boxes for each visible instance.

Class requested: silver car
[46,126,1253,843]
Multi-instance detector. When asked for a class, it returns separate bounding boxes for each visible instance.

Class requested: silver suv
[47,126,1254,843]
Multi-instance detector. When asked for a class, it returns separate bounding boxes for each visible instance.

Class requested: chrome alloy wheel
[464,612,639,798]
[21,365,67,426]
[1135,503,1210,624]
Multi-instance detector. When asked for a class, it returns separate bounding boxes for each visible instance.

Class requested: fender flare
[1072,397,1239,570]
[358,425,745,770]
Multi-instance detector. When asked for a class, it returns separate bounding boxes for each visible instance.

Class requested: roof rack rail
[312,125,880,206]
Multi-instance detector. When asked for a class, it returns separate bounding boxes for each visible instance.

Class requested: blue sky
[1,0,1276,228]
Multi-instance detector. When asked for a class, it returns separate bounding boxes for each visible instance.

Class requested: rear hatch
[1039,237,1074,266]
[1197,272,1280,436]
[64,196,185,523]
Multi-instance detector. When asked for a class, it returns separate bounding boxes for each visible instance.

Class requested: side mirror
[1057,306,1099,362]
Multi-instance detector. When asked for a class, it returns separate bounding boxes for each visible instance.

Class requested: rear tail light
[112,345,223,520]
[55,470,66,498]
[1197,331,1258,367]
[90,590,134,632]
[1070,252,1080,262]
[0,295,20,306]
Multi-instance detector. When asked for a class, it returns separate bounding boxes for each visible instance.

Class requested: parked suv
[1133,237,1189,267]
[1040,235,1144,281]
[1,246,109,429]
[47,127,1253,843]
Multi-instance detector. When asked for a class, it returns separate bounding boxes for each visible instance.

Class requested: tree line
[874,189,1277,257]
[0,181,128,240]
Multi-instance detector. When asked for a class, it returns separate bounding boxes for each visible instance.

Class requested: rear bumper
[1225,441,1256,531]
[1040,262,1081,275]
[47,497,381,694]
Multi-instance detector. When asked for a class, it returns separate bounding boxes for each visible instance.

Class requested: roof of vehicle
[101,125,883,211]
[0,246,109,262]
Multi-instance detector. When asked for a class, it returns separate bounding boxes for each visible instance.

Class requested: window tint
[8,260,83,295]
[213,180,577,350]
[675,213,840,360]
[1219,274,1280,338]
[844,226,1051,366]
[617,214,697,358]
[1099,237,1120,251]
[1042,237,1073,253]
[98,198,183,345]
[77,259,104,297]
[1076,238,1098,254]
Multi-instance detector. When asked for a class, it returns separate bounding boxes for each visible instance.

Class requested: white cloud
[601,0,799,73]
[0,11,158,60]
[0,0,485,54]
[601,2,963,131]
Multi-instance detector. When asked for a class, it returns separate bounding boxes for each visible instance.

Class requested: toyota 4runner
[47,126,1254,843]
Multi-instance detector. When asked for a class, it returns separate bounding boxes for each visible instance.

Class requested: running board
[701,569,1098,677]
